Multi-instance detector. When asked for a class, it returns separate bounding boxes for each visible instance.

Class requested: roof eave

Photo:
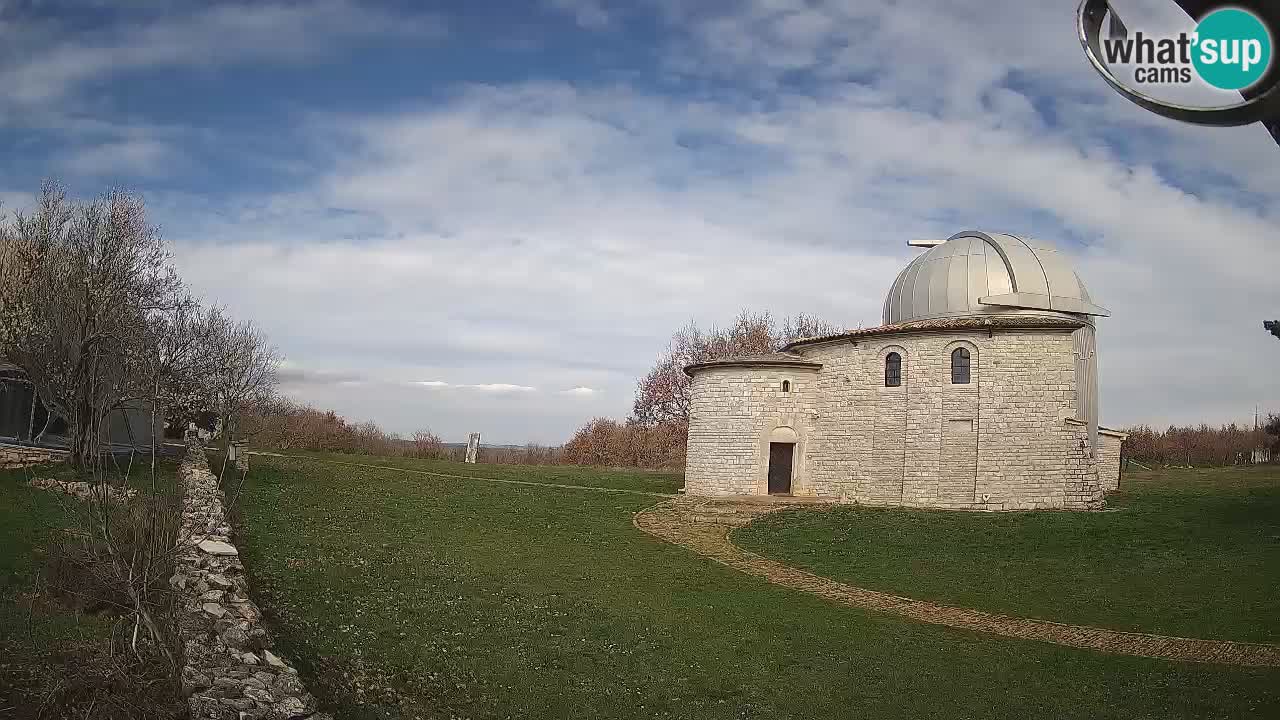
[683,359,823,377]
[783,317,1088,352]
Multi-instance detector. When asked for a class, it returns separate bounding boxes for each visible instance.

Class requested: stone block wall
[0,445,67,469]
[1098,431,1126,491]
[685,327,1108,510]
[684,366,819,496]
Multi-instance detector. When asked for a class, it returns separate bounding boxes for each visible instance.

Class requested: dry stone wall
[28,476,136,502]
[172,440,332,720]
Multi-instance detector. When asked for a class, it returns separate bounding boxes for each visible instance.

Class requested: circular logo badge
[1192,8,1273,91]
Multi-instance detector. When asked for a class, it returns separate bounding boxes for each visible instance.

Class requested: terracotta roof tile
[783,315,1086,350]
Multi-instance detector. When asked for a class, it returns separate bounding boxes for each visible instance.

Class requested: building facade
[683,231,1127,511]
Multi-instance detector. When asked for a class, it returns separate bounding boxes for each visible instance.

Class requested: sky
[1,0,1277,445]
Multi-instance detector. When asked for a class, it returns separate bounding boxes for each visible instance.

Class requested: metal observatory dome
[883,231,1110,326]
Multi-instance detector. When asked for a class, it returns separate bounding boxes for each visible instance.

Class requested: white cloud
[0,1,442,109]
[10,0,1278,442]
[55,138,177,177]
[414,381,538,393]
[470,384,538,393]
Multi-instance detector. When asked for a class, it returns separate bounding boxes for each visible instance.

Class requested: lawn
[264,448,684,495]
[736,465,1280,643]
[0,457,185,718]
[230,453,1280,719]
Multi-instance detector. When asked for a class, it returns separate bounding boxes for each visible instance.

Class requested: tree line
[1123,418,1279,467]
[0,182,278,468]
[238,398,564,464]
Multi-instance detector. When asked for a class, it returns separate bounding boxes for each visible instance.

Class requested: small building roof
[684,352,822,377]
[782,314,1086,351]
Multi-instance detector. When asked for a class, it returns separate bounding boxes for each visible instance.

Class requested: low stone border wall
[28,476,136,502]
[0,444,68,469]
[171,440,332,720]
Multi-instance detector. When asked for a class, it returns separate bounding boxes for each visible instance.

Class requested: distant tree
[563,417,621,466]
[630,310,840,427]
[1121,419,1276,466]
[411,430,446,459]
[0,202,36,358]
[1266,321,1280,340]
[202,308,280,451]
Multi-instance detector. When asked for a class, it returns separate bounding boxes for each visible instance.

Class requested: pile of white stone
[172,439,332,720]
[27,476,137,502]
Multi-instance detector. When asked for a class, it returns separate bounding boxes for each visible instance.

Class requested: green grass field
[736,465,1280,643]
[0,458,185,717]
[229,453,1280,719]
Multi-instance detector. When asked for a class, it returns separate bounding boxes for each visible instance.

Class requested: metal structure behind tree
[1077,0,1280,145]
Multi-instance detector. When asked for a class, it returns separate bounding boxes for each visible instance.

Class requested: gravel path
[634,498,1280,668]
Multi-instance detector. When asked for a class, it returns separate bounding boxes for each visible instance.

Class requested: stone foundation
[0,444,67,469]
[172,440,331,720]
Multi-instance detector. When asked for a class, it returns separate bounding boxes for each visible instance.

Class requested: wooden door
[767,442,794,495]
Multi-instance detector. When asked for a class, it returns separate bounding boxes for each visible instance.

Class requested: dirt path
[634,498,1280,668]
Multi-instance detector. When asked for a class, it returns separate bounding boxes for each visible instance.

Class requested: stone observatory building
[683,230,1127,511]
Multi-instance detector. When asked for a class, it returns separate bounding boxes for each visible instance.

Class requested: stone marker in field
[465,432,480,464]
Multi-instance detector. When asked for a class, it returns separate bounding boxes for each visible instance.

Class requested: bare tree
[0,203,36,357]
[131,290,218,476]
[630,310,840,426]
[203,308,279,452]
[2,182,182,467]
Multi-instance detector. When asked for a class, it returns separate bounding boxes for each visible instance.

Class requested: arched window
[781,380,791,393]
[951,347,971,384]
[884,352,901,387]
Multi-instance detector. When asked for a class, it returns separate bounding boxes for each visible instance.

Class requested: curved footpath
[634,498,1280,668]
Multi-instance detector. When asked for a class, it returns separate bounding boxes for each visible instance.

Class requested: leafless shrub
[42,477,183,655]
[410,430,446,459]
[561,417,686,469]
